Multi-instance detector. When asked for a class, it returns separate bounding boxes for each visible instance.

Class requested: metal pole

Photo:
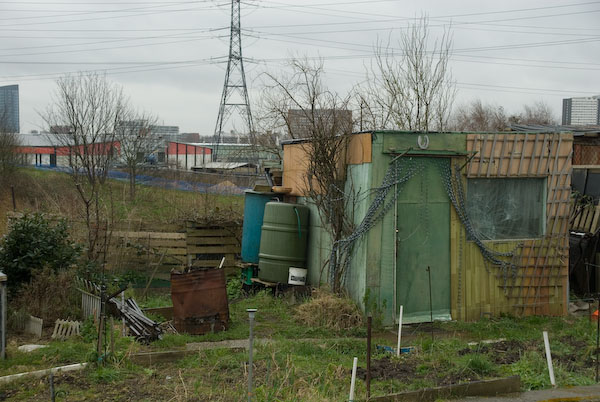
[0,273,6,360]
[427,266,433,342]
[10,186,16,211]
[49,373,55,402]
[596,293,600,382]
[247,308,257,402]
[121,291,126,336]
[366,315,372,399]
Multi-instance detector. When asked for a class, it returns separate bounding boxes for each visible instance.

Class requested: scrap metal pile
[110,297,162,342]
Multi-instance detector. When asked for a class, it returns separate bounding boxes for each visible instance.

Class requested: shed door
[396,157,451,323]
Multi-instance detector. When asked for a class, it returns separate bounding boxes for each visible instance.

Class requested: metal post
[427,266,433,342]
[121,291,126,337]
[49,373,55,402]
[10,186,16,211]
[596,293,600,382]
[366,315,372,399]
[247,308,257,402]
[0,273,6,360]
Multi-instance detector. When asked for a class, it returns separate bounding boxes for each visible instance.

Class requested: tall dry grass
[295,289,363,331]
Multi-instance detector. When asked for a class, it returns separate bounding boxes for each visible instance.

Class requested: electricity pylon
[213,0,253,161]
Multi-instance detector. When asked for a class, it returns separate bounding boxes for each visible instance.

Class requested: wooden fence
[105,220,242,285]
[77,279,101,320]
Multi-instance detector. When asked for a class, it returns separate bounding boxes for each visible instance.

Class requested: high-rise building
[0,84,19,133]
[562,95,600,125]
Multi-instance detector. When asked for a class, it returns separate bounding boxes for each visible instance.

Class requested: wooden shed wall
[282,133,372,196]
[452,133,572,320]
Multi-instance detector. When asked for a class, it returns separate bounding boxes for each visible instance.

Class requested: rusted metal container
[171,269,229,335]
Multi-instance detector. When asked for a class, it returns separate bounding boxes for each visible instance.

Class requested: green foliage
[464,354,495,376]
[136,293,172,309]
[508,351,549,390]
[89,366,122,383]
[81,316,98,343]
[226,277,243,300]
[362,288,386,330]
[0,213,80,291]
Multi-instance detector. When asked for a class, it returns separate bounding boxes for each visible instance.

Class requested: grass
[1,288,599,400]
[0,167,244,238]
[0,338,93,376]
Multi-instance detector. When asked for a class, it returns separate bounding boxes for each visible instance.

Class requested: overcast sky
[1,0,599,134]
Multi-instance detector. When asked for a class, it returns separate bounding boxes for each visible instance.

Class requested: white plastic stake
[396,305,403,357]
[349,357,358,402]
[543,331,556,386]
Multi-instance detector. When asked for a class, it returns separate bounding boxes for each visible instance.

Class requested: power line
[0,3,230,27]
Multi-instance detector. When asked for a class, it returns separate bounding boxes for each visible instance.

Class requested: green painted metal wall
[364,132,468,325]
[298,161,371,310]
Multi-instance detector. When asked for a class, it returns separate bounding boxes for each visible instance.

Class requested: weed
[464,354,495,376]
[89,365,122,383]
[80,316,97,343]
[227,277,243,300]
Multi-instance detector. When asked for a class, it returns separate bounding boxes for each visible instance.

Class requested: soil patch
[355,357,417,381]
[458,340,526,365]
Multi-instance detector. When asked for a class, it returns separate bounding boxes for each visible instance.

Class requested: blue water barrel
[241,191,279,263]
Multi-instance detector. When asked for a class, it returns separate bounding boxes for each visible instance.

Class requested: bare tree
[259,58,356,292]
[357,16,456,131]
[451,99,557,131]
[41,73,127,261]
[451,99,508,132]
[115,110,160,200]
[510,100,557,125]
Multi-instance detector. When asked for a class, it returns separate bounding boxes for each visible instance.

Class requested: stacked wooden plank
[105,222,187,281]
[185,221,241,275]
[570,199,600,234]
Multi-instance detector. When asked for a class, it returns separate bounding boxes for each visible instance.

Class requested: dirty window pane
[467,178,545,240]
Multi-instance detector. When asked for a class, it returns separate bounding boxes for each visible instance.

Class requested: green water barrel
[258,202,310,283]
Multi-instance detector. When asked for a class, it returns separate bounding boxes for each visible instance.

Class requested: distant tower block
[213,0,253,160]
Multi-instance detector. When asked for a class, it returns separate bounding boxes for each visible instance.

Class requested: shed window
[467,178,545,240]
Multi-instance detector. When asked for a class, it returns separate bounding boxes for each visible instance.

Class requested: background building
[0,84,19,133]
[562,95,600,125]
[287,109,352,138]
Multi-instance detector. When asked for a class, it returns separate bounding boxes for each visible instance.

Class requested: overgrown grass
[0,339,93,376]
[2,290,600,400]
[0,168,244,238]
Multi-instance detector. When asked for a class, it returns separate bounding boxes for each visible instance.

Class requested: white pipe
[543,331,556,386]
[349,357,358,402]
[396,305,403,357]
[0,363,88,384]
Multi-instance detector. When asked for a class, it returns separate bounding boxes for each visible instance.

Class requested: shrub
[13,267,80,323]
[0,213,81,292]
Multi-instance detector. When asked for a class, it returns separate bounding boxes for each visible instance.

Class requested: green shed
[282,131,572,325]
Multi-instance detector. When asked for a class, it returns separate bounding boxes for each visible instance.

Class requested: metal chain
[329,156,519,290]
[330,158,422,285]
[437,161,518,286]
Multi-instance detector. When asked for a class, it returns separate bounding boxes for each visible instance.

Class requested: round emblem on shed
[417,134,430,150]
